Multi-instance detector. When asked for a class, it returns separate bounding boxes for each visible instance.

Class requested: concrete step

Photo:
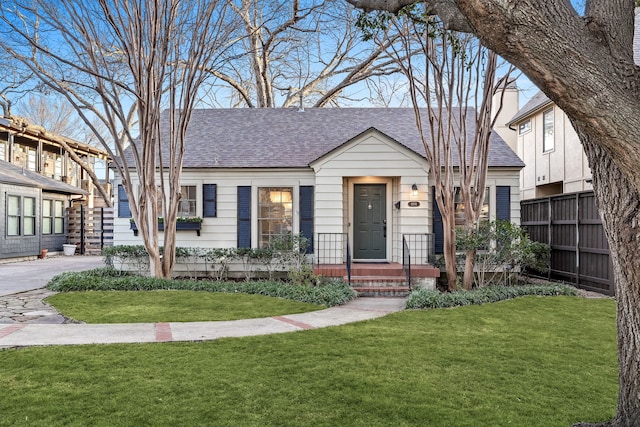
[352,285,411,297]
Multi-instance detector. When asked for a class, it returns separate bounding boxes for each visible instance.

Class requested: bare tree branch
[0,0,234,278]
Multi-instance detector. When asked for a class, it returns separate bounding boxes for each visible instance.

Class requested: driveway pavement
[0,255,105,296]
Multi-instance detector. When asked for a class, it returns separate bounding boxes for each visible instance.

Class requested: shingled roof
[0,159,87,194]
[125,108,523,169]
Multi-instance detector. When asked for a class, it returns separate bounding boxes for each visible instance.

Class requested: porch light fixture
[411,183,419,197]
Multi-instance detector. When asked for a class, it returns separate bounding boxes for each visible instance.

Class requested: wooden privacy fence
[521,191,614,295]
[67,206,114,255]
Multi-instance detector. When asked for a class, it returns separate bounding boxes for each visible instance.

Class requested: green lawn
[0,296,617,426]
[46,291,324,323]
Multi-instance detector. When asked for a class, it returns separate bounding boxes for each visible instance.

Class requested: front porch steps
[314,262,440,297]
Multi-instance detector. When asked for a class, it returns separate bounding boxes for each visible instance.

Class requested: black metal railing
[315,233,348,264]
[402,233,436,265]
[316,233,351,285]
[346,235,351,286]
[402,235,412,291]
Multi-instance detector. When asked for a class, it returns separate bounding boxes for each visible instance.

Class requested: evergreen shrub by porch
[46,268,356,307]
[405,283,578,309]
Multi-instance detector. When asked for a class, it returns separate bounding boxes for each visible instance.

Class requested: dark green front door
[354,184,386,260]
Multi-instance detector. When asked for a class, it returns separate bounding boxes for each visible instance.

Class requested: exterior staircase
[314,262,440,297]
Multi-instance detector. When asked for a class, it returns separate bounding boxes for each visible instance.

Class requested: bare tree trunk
[576,132,640,427]
[462,249,475,290]
[440,206,458,291]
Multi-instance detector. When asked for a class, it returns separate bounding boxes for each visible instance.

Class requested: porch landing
[314,262,440,297]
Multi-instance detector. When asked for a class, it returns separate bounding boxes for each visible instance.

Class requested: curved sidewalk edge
[0,297,406,349]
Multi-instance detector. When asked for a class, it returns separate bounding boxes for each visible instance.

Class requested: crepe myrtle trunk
[441,212,458,291]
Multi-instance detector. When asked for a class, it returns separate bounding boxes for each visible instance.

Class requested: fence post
[100,207,105,249]
[576,193,580,288]
[547,197,552,280]
[80,204,85,255]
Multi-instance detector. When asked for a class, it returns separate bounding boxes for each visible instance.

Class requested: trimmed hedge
[46,268,357,307]
[405,283,578,309]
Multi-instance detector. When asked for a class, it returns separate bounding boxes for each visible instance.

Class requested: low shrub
[405,283,578,309]
[46,269,357,307]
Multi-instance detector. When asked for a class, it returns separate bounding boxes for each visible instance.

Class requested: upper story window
[258,187,293,248]
[543,108,555,152]
[518,120,531,134]
[13,143,37,171]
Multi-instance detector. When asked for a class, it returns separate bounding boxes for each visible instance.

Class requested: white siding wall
[113,169,315,248]
[312,131,430,263]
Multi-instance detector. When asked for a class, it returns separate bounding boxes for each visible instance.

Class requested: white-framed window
[178,185,197,217]
[454,187,490,227]
[258,187,293,248]
[518,120,531,134]
[7,195,36,236]
[54,200,64,233]
[154,185,197,217]
[43,200,53,235]
[23,197,35,235]
[543,109,555,152]
[43,200,65,234]
[7,195,20,236]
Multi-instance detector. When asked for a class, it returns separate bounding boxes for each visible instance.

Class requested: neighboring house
[509,9,640,201]
[0,158,86,259]
[0,117,111,260]
[507,91,592,200]
[113,108,524,270]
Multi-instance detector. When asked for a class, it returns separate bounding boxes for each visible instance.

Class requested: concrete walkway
[0,297,406,348]
[0,255,407,349]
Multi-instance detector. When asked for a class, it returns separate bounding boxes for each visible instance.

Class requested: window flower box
[130,217,202,236]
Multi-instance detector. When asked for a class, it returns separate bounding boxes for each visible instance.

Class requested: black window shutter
[433,186,444,254]
[203,184,217,217]
[117,184,131,218]
[496,186,511,221]
[299,186,314,254]
[237,186,251,248]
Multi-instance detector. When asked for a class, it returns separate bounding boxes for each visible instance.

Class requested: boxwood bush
[46,268,356,307]
[405,283,578,309]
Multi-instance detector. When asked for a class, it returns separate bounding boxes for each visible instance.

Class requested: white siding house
[113,108,524,266]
